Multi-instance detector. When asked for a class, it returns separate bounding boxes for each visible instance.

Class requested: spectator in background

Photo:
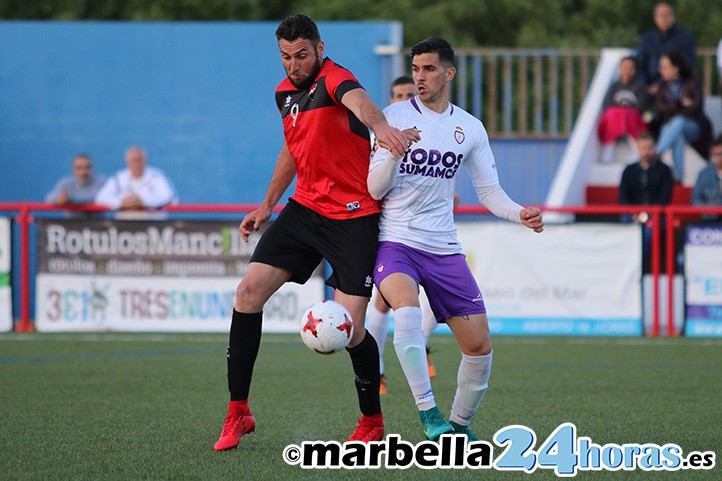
[390,75,416,103]
[95,146,177,216]
[637,2,696,93]
[619,132,674,208]
[691,134,722,210]
[653,52,712,182]
[619,132,673,273]
[597,56,649,163]
[45,153,104,206]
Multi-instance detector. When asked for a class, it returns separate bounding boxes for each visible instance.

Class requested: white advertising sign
[0,218,11,332]
[34,219,326,332]
[35,274,324,332]
[457,222,642,336]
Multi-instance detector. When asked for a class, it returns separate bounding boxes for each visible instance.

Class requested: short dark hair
[638,131,654,142]
[391,75,413,94]
[392,75,413,87]
[275,14,321,45]
[621,56,637,67]
[410,37,454,67]
[713,134,722,148]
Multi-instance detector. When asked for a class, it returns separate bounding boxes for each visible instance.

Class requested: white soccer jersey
[369,97,522,255]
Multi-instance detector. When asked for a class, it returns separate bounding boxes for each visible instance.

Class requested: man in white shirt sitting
[95,146,177,218]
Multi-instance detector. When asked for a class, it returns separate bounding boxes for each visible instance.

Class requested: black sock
[227,309,263,401]
[346,330,382,416]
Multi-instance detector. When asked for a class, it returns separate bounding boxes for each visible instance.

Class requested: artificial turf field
[0,332,720,481]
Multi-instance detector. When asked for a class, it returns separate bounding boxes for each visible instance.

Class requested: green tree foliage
[1,0,721,47]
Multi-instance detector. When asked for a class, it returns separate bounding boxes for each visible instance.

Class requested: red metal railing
[18,205,30,330]
[1,202,720,335]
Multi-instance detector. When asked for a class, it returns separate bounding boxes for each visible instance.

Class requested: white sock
[420,300,437,346]
[449,351,492,426]
[366,301,389,375]
[393,306,435,411]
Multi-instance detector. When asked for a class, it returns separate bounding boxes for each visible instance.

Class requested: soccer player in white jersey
[367,75,441,396]
[367,37,544,441]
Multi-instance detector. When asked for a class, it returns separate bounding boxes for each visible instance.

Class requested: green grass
[0,333,720,481]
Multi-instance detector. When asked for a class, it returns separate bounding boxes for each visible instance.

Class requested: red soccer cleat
[347,413,384,442]
[213,400,256,451]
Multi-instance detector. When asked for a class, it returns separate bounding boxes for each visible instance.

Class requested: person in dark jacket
[619,131,674,273]
[692,135,722,221]
[619,132,674,208]
[637,2,696,90]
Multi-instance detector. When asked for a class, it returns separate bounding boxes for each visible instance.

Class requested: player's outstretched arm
[240,142,296,242]
[340,88,419,157]
[475,183,542,233]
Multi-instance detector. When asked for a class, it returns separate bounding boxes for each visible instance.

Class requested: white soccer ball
[300,300,354,354]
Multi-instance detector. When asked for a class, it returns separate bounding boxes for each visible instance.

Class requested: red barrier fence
[1,202,720,335]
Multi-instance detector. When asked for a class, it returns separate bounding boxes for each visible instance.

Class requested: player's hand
[520,206,544,233]
[375,124,420,158]
[240,205,273,242]
[401,127,421,144]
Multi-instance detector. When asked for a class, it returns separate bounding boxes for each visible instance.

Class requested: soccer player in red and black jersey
[213,14,419,450]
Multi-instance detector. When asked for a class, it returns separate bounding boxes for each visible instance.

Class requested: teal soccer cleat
[419,406,454,441]
[449,420,480,442]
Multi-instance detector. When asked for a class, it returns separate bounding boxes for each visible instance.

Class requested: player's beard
[289,55,322,90]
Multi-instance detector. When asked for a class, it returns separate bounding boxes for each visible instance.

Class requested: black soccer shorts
[250,199,379,297]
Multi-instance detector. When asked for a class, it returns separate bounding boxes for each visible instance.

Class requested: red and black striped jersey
[275,58,380,219]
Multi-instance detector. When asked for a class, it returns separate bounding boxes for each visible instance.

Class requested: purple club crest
[454,127,465,145]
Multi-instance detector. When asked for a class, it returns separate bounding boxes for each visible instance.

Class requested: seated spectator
[619,132,674,209]
[692,135,722,218]
[45,153,104,206]
[653,52,712,182]
[619,132,674,273]
[95,146,177,218]
[597,56,649,163]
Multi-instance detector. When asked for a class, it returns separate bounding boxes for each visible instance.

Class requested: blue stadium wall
[0,21,563,207]
[0,20,397,204]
